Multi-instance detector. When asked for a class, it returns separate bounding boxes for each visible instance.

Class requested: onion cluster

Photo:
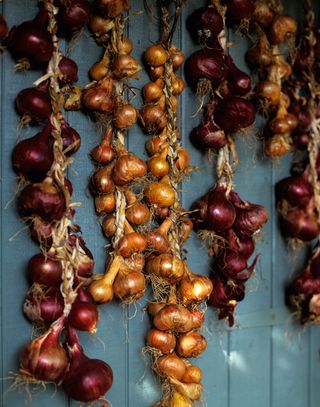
[81,2,148,305]
[225,1,298,157]
[192,183,268,326]
[186,5,255,151]
[287,244,320,325]
[10,2,112,403]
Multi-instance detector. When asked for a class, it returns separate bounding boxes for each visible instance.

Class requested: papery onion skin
[16,88,52,123]
[147,329,176,354]
[214,97,256,133]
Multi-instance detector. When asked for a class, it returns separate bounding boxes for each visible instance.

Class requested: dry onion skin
[10,1,113,403]
[138,3,212,406]
[187,2,268,327]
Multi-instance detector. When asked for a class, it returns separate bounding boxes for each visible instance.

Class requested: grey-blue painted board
[1,1,320,406]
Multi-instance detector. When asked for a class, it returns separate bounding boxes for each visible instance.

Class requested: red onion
[275,175,313,208]
[0,14,8,40]
[291,269,320,296]
[184,49,228,89]
[68,288,99,333]
[58,57,79,85]
[61,121,81,155]
[214,96,256,133]
[280,208,320,242]
[205,185,236,232]
[8,19,53,66]
[23,286,64,324]
[224,229,255,259]
[223,0,255,25]
[191,194,209,228]
[68,235,94,279]
[186,6,224,41]
[225,55,252,96]
[190,120,227,150]
[208,276,237,326]
[232,202,269,237]
[292,132,309,150]
[20,320,68,382]
[64,178,73,196]
[310,253,320,279]
[225,281,246,302]
[28,252,62,286]
[30,219,53,247]
[56,0,91,35]
[62,327,113,402]
[216,249,248,280]
[12,123,53,182]
[15,88,52,123]
[18,177,66,222]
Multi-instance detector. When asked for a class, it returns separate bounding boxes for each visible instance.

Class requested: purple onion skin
[186,6,224,42]
[214,97,256,133]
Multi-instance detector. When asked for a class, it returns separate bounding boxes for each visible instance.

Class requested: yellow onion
[89,15,114,35]
[182,365,202,384]
[170,45,185,70]
[113,269,145,301]
[175,148,190,171]
[255,80,281,107]
[148,301,166,316]
[146,136,168,155]
[112,152,147,186]
[139,103,167,134]
[170,379,203,401]
[146,217,172,254]
[102,215,116,237]
[178,273,213,304]
[88,256,122,303]
[145,176,176,207]
[147,329,176,354]
[264,134,292,157]
[89,62,109,81]
[91,127,115,164]
[94,193,116,215]
[178,217,193,244]
[149,65,164,81]
[119,36,133,54]
[123,253,145,272]
[146,253,186,283]
[125,189,150,225]
[156,354,186,380]
[143,81,164,103]
[268,15,297,45]
[145,44,168,66]
[117,232,147,257]
[111,55,141,79]
[170,391,193,407]
[148,146,169,177]
[91,166,114,194]
[113,103,137,129]
[171,75,185,96]
[176,332,207,358]
[153,304,195,333]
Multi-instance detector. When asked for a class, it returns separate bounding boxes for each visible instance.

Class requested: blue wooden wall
[1,1,320,406]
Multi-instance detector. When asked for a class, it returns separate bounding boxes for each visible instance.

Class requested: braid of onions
[9,1,113,403]
[187,1,268,327]
[280,0,320,324]
[137,1,213,406]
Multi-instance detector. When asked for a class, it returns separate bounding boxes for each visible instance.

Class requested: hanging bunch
[138,1,213,406]
[187,1,268,326]
[222,0,298,158]
[282,0,320,323]
[185,1,255,153]
[9,1,113,403]
[70,1,149,305]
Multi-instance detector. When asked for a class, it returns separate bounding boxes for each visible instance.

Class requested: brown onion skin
[176,332,207,358]
[214,97,256,133]
[8,20,53,66]
[12,123,53,182]
[186,6,224,42]
[97,0,131,18]
[147,329,176,354]
[16,88,52,123]
[184,49,228,89]
[28,253,62,286]
[18,178,66,222]
[56,0,91,35]
[156,354,186,380]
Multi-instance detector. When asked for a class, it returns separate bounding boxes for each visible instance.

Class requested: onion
[97,0,131,18]
[281,208,320,242]
[113,269,146,301]
[176,332,207,358]
[153,304,197,333]
[310,253,320,279]
[208,277,237,325]
[156,354,186,380]
[252,2,274,28]
[184,49,228,88]
[18,177,66,222]
[117,232,147,257]
[225,55,252,96]
[91,167,114,194]
[216,249,247,279]
[28,252,62,286]
[68,235,94,280]
[112,152,147,186]
[267,15,297,45]
[214,97,256,133]
[232,201,268,236]
[190,120,227,150]
[111,54,141,79]
[58,57,78,85]
[139,103,168,134]
[291,269,320,297]
[113,103,137,129]
[56,0,91,35]
[205,185,236,232]
[145,178,176,208]
[178,274,213,304]
[8,19,53,66]
[30,218,53,247]
[186,6,224,41]
[61,121,81,155]
[292,132,309,150]
[23,286,64,324]
[68,288,99,333]
[223,0,254,24]
[125,190,150,225]
[275,175,313,208]
[146,254,186,283]
[12,123,53,182]
[20,320,68,382]
[147,329,176,354]
[15,88,52,123]
[182,365,202,384]
[63,327,113,402]
[145,44,168,67]
[0,14,8,40]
